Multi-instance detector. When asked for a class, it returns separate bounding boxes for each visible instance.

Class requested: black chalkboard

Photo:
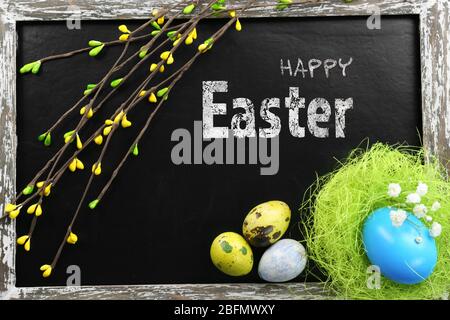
[16,16,421,287]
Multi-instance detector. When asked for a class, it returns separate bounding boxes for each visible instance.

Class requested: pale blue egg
[363,207,437,284]
[258,239,307,282]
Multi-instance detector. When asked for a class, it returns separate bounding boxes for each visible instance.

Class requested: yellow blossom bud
[150,63,164,72]
[157,16,165,25]
[103,125,112,136]
[69,158,77,172]
[119,34,130,41]
[235,19,242,31]
[24,239,31,251]
[76,134,83,150]
[160,51,171,60]
[121,115,132,128]
[173,39,181,47]
[189,28,197,40]
[43,183,52,197]
[105,119,114,125]
[36,181,45,188]
[167,54,174,65]
[5,203,17,213]
[80,106,94,119]
[149,92,157,103]
[152,9,159,17]
[67,232,78,245]
[139,90,147,97]
[185,36,194,45]
[35,204,43,216]
[114,110,125,123]
[198,43,208,53]
[150,63,158,72]
[9,209,20,219]
[27,203,39,214]
[118,24,131,34]
[17,235,29,245]
[92,163,102,176]
[76,158,84,170]
[94,135,103,145]
[229,10,236,18]
[40,264,52,278]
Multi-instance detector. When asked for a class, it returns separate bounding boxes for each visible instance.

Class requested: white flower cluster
[387,182,442,238]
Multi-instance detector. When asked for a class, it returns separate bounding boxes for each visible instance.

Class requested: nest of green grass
[300,143,450,299]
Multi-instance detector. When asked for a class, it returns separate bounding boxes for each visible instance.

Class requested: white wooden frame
[0,0,449,299]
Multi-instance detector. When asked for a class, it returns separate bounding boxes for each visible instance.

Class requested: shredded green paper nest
[301,143,450,299]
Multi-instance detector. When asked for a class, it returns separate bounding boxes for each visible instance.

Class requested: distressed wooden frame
[0,0,448,300]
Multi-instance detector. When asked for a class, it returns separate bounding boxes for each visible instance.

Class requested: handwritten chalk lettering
[281,58,353,78]
[203,81,353,139]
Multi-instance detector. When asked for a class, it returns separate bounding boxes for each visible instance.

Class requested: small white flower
[390,209,407,227]
[387,183,401,198]
[416,182,428,197]
[425,215,433,222]
[431,201,441,212]
[406,193,421,204]
[413,204,427,218]
[429,222,442,238]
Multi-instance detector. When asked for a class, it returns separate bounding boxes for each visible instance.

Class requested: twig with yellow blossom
[12,2,215,255]
[10,2,197,211]
[6,0,329,277]
[14,34,134,251]
[38,2,242,277]
[38,11,181,142]
[92,6,246,208]
[46,56,200,278]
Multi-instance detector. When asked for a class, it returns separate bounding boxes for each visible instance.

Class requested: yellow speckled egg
[210,232,253,276]
[242,200,291,247]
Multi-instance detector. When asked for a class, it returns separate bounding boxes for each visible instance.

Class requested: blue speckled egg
[363,207,437,285]
[258,239,307,282]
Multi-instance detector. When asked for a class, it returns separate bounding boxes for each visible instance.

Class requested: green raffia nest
[301,143,450,299]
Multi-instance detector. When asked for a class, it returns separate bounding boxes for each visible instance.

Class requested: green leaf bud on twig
[183,4,196,15]
[38,132,47,141]
[88,199,99,209]
[151,21,161,30]
[31,61,41,74]
[44,133,52,147]
[20,61,42,74]
[110,78,124,88]
[132,144,139,156]
[89,44,105,57]
[157,87,169,98]
[139,48,148,59]
[88,40,103,47]
[22,185,34,195]
[63,131,74,140]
